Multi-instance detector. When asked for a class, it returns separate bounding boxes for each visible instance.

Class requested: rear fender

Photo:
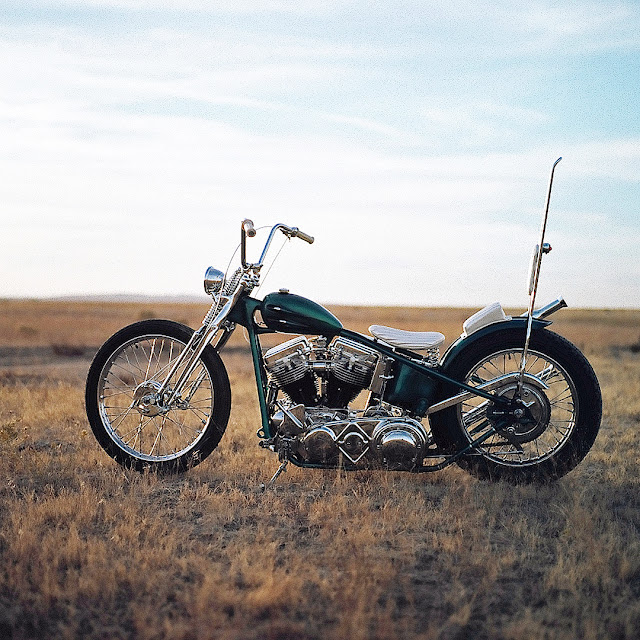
[440,317,552,370]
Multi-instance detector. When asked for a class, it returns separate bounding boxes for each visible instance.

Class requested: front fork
[154,295,240,406]
[175,323,235,408]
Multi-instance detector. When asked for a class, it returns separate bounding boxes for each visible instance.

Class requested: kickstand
[260,460,288,491]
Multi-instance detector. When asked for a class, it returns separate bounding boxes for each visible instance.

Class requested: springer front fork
[153,302,237,409]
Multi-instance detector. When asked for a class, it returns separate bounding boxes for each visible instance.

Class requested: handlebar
[240,220,314,269]
[240,219,255,268]
[290,227,314,244]
[242,219,256,238]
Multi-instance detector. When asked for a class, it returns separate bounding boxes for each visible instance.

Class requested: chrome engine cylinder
[325,338,379,407]
[329,338,379,387]
[265,335,380,409]
[264,336,318,405]
[264,336,311,387]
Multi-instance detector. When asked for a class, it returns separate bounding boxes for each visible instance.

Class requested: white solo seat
[462,302,511,337]
[368,325,445,351]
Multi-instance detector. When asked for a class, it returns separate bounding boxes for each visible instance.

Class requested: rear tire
[85,320,231,473]
[429,328,601,482]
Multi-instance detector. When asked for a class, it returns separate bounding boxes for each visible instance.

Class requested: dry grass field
[1,299,639,640]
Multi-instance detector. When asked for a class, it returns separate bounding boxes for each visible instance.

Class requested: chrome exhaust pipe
[520,297,568,320]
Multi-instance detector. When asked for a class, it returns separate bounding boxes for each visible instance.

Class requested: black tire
[429,328,601,482]
[85,319,231,473]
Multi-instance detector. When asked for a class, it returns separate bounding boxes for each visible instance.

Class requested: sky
[1,0,639,310]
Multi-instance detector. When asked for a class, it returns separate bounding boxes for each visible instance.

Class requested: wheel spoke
[97,332,215,462]
[123,349,147,382]
[108,404,137,429]
[458,347,578,467]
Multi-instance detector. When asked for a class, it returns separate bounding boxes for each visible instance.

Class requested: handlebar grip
[292,228,314,244]
[242,219,256,238]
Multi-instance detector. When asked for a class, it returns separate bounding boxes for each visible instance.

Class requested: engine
[263,336,430,470]
[263,335,379,408]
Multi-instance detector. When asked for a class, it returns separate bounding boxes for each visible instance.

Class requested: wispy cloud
[24,0,354,12]
[518,2,640,53]
[1,1,638,307]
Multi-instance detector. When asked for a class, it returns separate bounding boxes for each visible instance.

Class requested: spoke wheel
[430,328,601,482]
[86,320,231,472]
[459,348,577,466]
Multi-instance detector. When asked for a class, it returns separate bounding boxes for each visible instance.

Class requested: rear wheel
[429,328,601,482]
[85,320,231,473]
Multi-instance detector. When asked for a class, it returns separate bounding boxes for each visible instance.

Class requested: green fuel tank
[260,292,343,336]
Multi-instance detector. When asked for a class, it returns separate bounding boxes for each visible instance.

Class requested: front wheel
[85,319,231,473]
[429,328,601,482]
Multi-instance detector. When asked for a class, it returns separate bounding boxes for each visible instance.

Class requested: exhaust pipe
[521,297,568,320]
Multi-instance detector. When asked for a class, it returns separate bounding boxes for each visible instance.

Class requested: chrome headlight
[204,267,225,295]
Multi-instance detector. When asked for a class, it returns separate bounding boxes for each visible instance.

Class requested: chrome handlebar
[240,219,314,269]
[242,219,256,238]
[290,227,314,244]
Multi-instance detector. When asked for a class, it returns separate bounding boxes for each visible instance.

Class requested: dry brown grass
[1,300,639,639]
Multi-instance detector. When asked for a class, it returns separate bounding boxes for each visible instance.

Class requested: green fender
[440,317,552,370]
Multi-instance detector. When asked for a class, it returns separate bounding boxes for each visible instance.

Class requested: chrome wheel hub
[132,381,168,417]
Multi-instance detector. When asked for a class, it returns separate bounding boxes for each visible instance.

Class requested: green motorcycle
[86,159,601,484]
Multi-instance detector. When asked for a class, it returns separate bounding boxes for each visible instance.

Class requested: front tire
[429,328,601,482]
[85,320,231,473]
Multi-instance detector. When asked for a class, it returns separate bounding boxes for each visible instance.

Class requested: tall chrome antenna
[519,157,562,388]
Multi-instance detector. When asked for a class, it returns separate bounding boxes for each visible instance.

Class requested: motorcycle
[85,158,602,484]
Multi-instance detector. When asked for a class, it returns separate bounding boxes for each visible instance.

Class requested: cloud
[421,102,550,147]
[22,0,354,12]
[561,140,640,182]
[517,2,640,53]
[1,1,639,306]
